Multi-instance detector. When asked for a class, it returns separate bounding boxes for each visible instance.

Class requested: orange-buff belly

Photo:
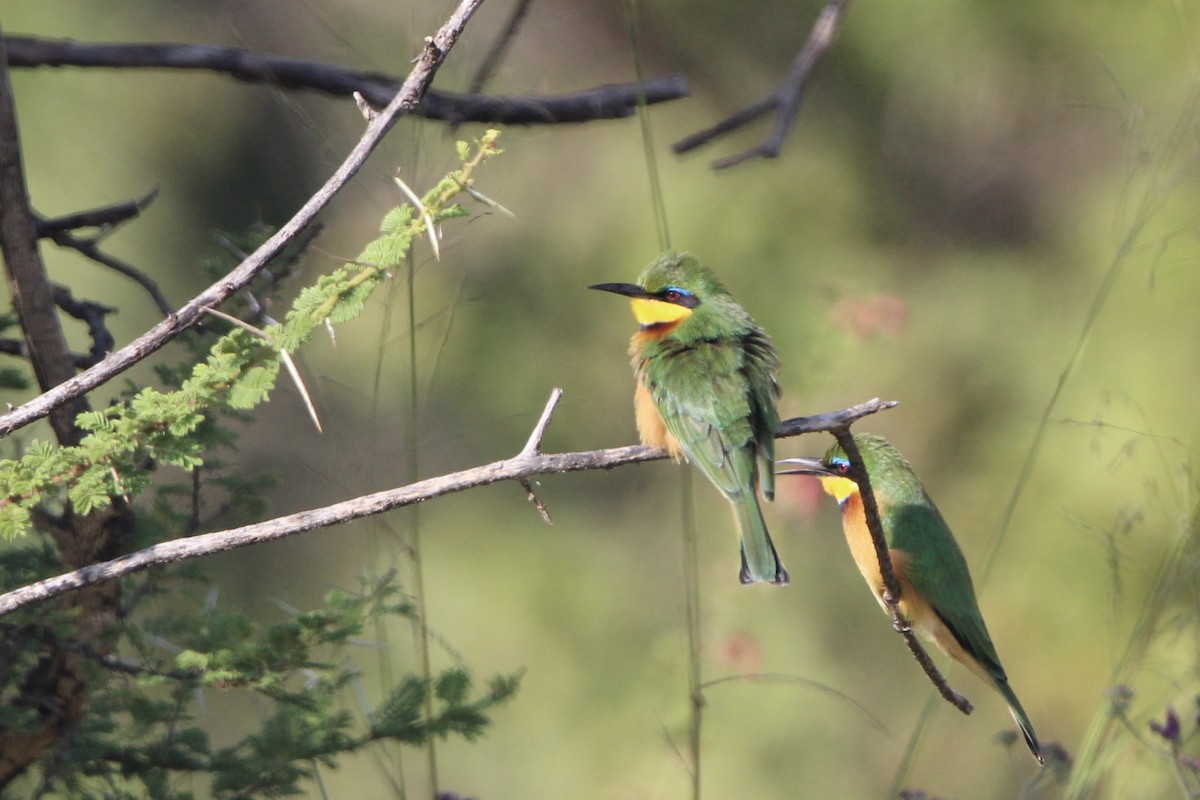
[840,491,997,689]
[634,381,683,458]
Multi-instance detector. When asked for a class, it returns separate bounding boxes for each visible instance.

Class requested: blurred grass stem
[681,470,703,799]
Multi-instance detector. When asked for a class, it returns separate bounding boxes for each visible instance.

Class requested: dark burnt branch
[50,286,115,368]
[0,27,142,788]
[829,428,974,716]
[672,0,850,169]
[30,190,174,316]
[34,188,157,238]
[0,394,893,617]
[45,232,173,317]
[3,35,688,126]
[0,337,91,369]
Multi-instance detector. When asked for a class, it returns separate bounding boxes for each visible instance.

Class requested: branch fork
[514,388,564,525]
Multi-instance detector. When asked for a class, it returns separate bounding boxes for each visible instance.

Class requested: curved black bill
[588,282,652,299]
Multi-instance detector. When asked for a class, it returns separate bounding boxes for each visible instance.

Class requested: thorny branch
[829,428,974,716]
[672,0,851,169]
[0,394,893,617]
[0,0,485,438]
[4,36,689,126]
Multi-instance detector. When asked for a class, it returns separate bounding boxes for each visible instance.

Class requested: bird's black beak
[776,457,835,476]
[588,282,653,299]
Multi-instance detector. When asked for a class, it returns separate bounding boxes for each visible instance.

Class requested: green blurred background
[4,0,1200,797]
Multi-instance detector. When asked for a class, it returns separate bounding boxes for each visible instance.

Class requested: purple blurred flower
[1150,707,1181,742]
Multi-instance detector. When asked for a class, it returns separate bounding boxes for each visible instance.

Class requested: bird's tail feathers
[733,497,789,586]
[997,680,1043,765]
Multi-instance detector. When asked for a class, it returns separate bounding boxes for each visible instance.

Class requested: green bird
[589,251,787,585]
[779,434,1043,763]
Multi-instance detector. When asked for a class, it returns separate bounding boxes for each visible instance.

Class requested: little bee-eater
[589,251,787,585]
[779,434,1042,763]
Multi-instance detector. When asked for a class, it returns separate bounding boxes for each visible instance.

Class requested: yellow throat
[818,475,859,504]
[631,296,693,326]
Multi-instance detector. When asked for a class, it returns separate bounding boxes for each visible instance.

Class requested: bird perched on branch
[779,433,1042,763]
[589,251,786,585]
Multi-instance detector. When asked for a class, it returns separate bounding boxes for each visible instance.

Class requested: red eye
[663,290,680,301]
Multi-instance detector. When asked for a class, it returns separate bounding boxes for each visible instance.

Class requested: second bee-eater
[779,434,1043,763]
[589,251,787,585]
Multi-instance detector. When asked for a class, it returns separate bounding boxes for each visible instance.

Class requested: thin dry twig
[672,0,851,169]
[3,35,688,126]
[50,285,115,367]
[829,427,974,716]
[0,394,892,617]
[519,386,563,456]
[0,0,484,438]
[518,478,554,525]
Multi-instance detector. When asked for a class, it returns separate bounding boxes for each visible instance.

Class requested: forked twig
[673,0,851,169]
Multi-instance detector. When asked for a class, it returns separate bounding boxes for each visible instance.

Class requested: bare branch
[0,0,485,438]
[672,0,850,169]
[518,478,554,525]
[0,395,893,617]
[34,188,158,238]
[3,35,689,126]
[829,427,973,716]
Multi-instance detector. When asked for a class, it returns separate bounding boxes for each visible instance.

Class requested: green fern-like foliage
[35,574,519,798]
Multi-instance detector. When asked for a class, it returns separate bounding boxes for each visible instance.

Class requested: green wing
[886,499,1007,681]
[887,495,1042,760]
[643,333,785,584]
[652,340,760,500]
[742,327,781,501]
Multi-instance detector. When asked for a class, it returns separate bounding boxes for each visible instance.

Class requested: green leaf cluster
[30,573,518,798]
